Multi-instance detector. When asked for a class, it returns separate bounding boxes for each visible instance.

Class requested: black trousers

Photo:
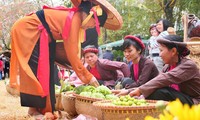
[146,87,194,106]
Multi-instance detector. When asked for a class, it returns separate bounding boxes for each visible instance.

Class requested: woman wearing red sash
[10,0,122,116]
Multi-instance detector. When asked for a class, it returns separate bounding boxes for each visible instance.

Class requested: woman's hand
[129,88,141,97]
[111,90,121,94]
[116,89,129,96]
[89,76,99,87]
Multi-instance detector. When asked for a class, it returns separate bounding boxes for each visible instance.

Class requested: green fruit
[155,100,167,110]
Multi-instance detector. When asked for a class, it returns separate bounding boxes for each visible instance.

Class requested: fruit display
[75,85,118,100]
[112,95,148,106]
[55,81,75,94]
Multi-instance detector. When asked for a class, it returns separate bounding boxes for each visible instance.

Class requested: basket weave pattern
[74,94,103,120]
[55,93,64,111]
[188,44,200,68]
[93,100,162,120]
[61,92,77,117]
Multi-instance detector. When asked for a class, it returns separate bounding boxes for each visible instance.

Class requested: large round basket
[55,93,64,111]
[61,92,77,117]
[74,94,103,120]
[93,100,165,120]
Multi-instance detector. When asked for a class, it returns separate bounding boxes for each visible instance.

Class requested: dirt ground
[0,80,30,120]
[0,80,75,120]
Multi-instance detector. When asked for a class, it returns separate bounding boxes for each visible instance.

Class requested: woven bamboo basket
[61,92,77,117]
[74,94,103,120]
[187,37,200,68]
[55,93,64,111]
[93,100,165,120]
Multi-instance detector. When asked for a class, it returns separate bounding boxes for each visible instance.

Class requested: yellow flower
[145,99,200,120]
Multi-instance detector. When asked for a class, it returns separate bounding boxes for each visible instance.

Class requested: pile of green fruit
[55,81,75,94]
[75,85,118,100]
[112,95,149,106]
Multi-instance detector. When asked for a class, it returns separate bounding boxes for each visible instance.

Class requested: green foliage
[101,0,200,46]
[1,0,199,51]
[113,50,124,61]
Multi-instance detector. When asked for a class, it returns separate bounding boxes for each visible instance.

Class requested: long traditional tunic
[139,58,200,104]
[126,57,159,88]
[86,59,130,87]
[10,7,93,113]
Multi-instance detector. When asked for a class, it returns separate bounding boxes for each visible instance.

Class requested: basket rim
[93,100,167,110]
[73,93,103,102]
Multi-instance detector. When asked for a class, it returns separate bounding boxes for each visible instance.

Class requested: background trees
[104,0,199,43]
[0,0,199,50]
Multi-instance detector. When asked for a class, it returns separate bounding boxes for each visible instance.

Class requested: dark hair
[122,38,143,54]
[116,56,122,61]
[161,35,190,57]
[79,1,107,27]
[156,19,171,31]
[149,24,160,34]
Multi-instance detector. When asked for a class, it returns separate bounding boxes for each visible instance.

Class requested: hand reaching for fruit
[129,88,141,97]
[89,76,99,87]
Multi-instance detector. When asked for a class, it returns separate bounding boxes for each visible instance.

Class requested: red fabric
[89,66,101,80]
[91,9,100,36]
[0,60,3,71]
[36,6,78,97]
[133,64,139,81]
[37,25,49,97]
[124,35,145,50]
[42,5,78,40]
[168,65,180,91]
[43,5,78,11]
[62,10,77,40]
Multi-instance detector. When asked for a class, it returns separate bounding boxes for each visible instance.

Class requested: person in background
[156,19,171,38]
[10,0,122,116]
[116,56,122,62]
[120,35,159,89]
[83,45,130,89]
[147,19,171,72]
[167,27,176,35]
[0,58,3,80]
[2,57,10,79]
[148,24,160,58]
[103,44,114,61]
[98,47,103,59]
[118,35,200,106]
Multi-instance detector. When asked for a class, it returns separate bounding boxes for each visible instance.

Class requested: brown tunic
[139,58,200,104]
[86,59,130,86]
[128,57,159,88]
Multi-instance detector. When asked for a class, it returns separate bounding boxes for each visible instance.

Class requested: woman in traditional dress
[10,0,122,115]
[117,35,200,106]
[83,45,130,89]
[120,35,159,88]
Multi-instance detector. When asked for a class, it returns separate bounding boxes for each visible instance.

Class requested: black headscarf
[78,1,107,27]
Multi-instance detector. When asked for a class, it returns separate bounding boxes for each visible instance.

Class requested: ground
[0,80,30,120]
